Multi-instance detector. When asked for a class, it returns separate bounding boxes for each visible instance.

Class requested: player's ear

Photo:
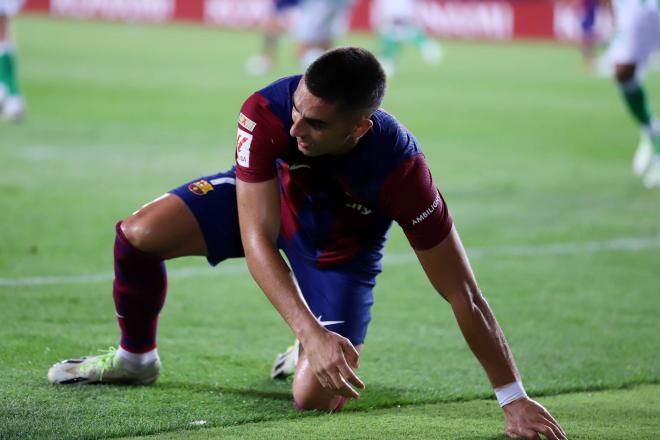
[351,116,373,141]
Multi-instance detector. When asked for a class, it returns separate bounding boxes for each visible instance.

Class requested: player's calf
[46,193,211,385]
[48,220,170,386]
[113,220,167,354]
[114,193,207,352]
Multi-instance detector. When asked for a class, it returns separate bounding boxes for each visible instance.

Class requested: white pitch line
[1,235,659,288]
[382,235,660,264]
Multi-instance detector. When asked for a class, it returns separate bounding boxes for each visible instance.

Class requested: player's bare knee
[0,17,7,40]
[119,213,157,253]
[615,64,636,83]
[292,387,340,412]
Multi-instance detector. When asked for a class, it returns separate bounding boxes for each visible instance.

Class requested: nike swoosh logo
[289,163,312,170]
[317,315,344,327]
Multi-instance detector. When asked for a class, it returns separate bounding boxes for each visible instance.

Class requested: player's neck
[331,138,359,156]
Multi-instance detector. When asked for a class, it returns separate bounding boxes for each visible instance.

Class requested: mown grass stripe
[1,235,659,287]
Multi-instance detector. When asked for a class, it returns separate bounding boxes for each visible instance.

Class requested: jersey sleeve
[380,154,453,250]
[235,92,290,183]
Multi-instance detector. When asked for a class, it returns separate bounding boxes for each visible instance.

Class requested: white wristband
[494,381,527,407]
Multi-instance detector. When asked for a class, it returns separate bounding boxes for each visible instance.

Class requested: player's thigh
[168,170,244,265]
[287,262,373,409]
[0,0,25,18]
[122,170,244,261]
[0,15,7,39]
[611,7,660,67]
[0,3,20,64]
[285,248,377,346]
[121,193,207,259]
[292,0,352,44]
[288,264,373,408]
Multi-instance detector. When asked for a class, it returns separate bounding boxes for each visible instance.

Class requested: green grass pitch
[1,15,659,439]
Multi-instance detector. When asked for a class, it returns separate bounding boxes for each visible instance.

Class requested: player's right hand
[303,328,365,399]
[503,397,567,440]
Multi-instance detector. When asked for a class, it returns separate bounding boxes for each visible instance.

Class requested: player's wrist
[294,316,326,346]
[494,381,527,407]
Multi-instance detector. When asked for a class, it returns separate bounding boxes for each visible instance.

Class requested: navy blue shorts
[170,168,375,345]
[274,0,300,12]
[581,0,597,33]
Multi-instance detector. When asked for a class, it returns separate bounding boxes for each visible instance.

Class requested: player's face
[290,79,373,157]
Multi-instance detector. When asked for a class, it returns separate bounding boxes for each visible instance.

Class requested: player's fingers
[337,374,360,399]
[538,414,567,439]
[325,368,359,399]
[338,361,365,391]
[535,409,566,439]
[540,412,567,438]
[532,422,562,440]
[340,339,360,369]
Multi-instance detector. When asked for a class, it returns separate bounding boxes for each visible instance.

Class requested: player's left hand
[503,396,567,439]
[303,328,365,399]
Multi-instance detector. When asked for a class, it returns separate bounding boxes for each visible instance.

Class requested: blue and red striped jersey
[235,75,452,269]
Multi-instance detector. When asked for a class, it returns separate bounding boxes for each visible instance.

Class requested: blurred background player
[292,0,354,69]
[245,0,301,76]
[246,0,353,75]
[609,0,660,188]
[0,0,25,122]
[580,0,599,68]
[370,0,441,76]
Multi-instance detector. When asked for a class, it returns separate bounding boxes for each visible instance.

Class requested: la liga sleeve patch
[236,128,253,168]
[234,92,290,183]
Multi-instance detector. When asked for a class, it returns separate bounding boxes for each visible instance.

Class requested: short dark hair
[304,47,386,114]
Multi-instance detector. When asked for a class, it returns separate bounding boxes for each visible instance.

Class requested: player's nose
[290,118,306,138]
